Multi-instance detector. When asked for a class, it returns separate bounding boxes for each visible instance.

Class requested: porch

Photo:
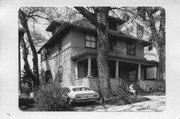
[72,54,159,95]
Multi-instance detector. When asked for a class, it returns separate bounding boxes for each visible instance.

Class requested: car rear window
[73,87,91,91]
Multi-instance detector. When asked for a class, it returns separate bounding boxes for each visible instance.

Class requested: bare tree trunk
[20,38,35,90]
[95,7,112,101]
[19,9,40,89]
[75,7,112,101]
[138,7,165,80]
[158,47,165,80]
[19,28,25,93]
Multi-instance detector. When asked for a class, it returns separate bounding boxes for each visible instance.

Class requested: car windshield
[72,87,91,92]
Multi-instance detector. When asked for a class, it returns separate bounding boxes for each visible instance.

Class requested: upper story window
[127,42,136,55]
[41,48,50,61]
[85,35,96,48]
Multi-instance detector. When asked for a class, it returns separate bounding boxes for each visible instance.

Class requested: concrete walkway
[73,96,165,112]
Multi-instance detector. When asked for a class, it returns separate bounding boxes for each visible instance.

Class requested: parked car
[62,86,99,104]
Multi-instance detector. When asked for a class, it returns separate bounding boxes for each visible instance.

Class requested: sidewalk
[73,96,165,112]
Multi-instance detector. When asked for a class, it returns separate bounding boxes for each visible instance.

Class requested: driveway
[72,95,165,112]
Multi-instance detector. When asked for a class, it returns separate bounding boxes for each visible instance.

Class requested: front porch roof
[71,51,159,67]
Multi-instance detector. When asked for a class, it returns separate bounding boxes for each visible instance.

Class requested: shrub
[19,94,35,111]
[21,83,31,95]
[34,83,71,111]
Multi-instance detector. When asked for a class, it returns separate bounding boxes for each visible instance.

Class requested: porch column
[138,63,141,80]
[116,60,119,78]
[156,66,159,80]
[75,62,78,79]
[87,57,92,77]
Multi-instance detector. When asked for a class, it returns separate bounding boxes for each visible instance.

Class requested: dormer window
[85,34,96,48]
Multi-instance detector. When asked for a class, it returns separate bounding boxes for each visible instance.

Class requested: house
[38,16,162,95]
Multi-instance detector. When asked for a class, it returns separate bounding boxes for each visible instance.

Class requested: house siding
[70,30,145,58]
[71,30,85,48]
[41,31,74,87]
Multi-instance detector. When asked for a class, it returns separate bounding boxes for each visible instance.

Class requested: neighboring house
[38,16,162,95]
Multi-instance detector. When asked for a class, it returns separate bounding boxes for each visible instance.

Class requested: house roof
[46,20,65,32]
[38,17,152,53]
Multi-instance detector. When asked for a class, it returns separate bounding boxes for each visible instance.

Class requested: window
[127,43,136,55]
[41,48,50,61]
[85,35,96,48]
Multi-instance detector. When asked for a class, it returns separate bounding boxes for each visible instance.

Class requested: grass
[19,93,35,111]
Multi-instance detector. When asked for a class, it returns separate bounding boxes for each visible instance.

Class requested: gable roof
[38,17,151,53]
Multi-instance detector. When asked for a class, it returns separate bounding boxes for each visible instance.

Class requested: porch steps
[133,83,149,95]
[118,79,149,96]
[118,86,131,96]
[119,82,149,96]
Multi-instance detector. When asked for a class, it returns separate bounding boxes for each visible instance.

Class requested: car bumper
[72,98,98,103]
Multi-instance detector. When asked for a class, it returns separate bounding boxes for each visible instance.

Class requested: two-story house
[38,16,160,95]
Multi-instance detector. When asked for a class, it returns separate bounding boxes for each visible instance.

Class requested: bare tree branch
[74,7,97,25]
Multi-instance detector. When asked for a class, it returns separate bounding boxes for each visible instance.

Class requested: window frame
[85,34,97,49]
[127,42,136,56]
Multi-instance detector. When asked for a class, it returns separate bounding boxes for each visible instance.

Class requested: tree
[18,7,80,92]
[112,7,165,80]
[19,28,25,92]
[75,7,112,102]
[137,7,165,80]
[19,9,40,90]
[75,7,165,102]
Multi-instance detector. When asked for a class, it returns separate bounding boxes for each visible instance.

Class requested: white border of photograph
[0,0,180,119]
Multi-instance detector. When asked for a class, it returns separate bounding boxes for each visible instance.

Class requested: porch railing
[109,47,126,56]
[119,78,129,92]
[137,79,149,92]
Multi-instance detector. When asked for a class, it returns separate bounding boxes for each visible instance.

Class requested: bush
[19,94,35,111]
[34,83,71,111]
[21,83,31,95]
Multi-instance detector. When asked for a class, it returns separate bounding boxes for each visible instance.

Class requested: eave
[38,21,152,53]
